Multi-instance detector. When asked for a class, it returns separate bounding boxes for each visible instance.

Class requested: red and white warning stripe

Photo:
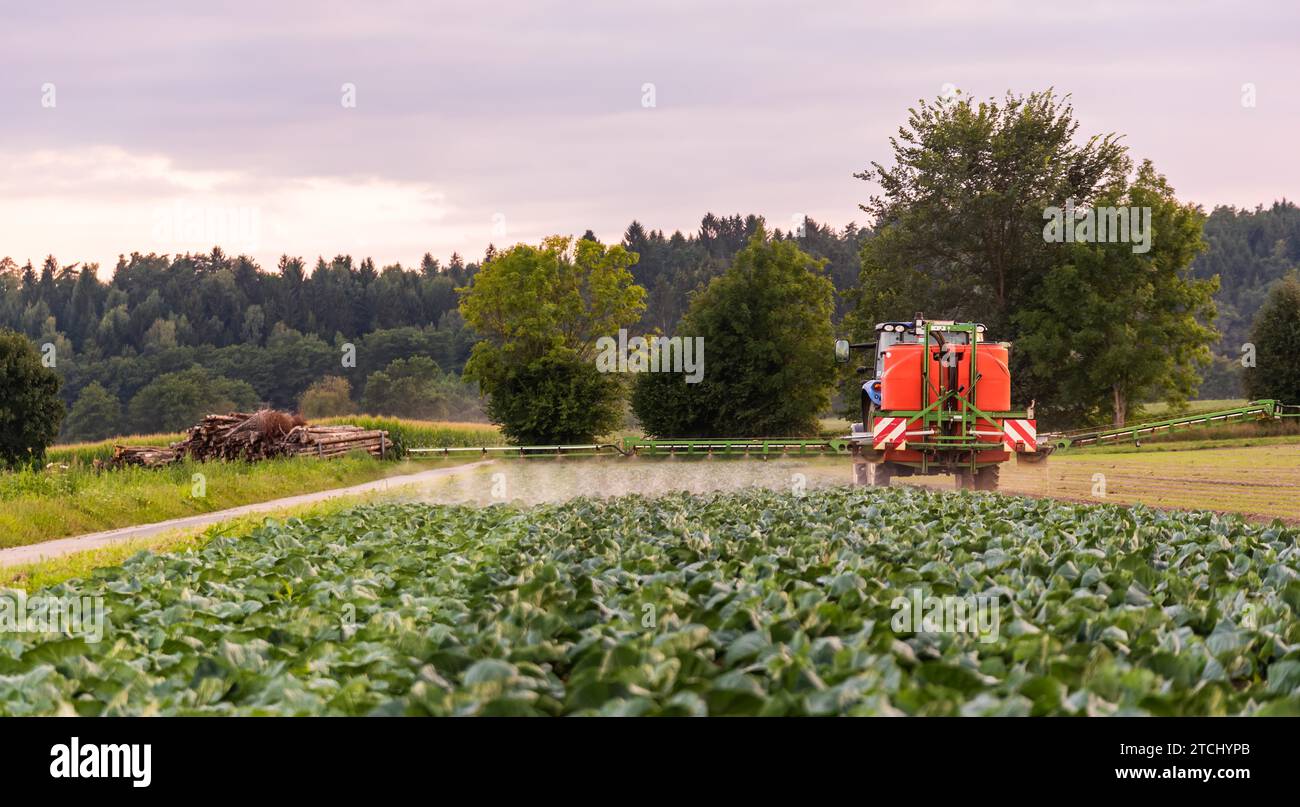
[1002,418,1037,452]
[872,416,911,450]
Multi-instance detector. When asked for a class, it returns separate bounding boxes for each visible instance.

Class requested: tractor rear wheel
[974,464,1000,491]
[955,465,1000,492]
[954,468,973,490]
[863,462,893,487]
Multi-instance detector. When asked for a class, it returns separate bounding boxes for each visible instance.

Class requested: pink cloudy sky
[2,0,1297,273]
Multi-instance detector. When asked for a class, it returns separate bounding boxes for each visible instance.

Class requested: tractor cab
[835,318,982,412]
[874,319,978,361]
[873,322,917,376]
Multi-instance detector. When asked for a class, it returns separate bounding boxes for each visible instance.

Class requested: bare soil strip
[906,443,1300,521]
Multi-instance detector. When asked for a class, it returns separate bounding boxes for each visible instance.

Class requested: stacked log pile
[283,425,390,459]
[108,445,181,468]
[108,410,389,467]
[176,410,304,461]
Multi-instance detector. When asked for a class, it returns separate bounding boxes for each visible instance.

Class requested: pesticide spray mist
[406,456,854,507]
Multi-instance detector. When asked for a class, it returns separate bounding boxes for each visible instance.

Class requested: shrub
[483,352,623,444]
[298,376,355,418]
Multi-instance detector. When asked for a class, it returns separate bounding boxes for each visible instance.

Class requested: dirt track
[0,460,494,568]
[902,442,1300,521]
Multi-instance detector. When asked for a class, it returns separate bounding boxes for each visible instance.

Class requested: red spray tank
[880,343,1010,412]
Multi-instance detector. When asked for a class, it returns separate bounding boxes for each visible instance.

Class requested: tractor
[835,315,1045,491]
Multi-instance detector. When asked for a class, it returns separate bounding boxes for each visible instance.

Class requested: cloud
[0,146,458,271]
[1,0,1297,270]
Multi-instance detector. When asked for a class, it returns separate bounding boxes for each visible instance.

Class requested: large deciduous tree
[851,89,1128,336]
[849,89,1218,422]
[0,328,65,467]
[1013,162,1218,425]
[632,229,837,437]
[459,236,645,444]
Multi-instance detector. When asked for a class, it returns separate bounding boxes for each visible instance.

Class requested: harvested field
[905,443,1300,522]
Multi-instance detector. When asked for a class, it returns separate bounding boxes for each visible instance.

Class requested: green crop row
[3,486,1299,715]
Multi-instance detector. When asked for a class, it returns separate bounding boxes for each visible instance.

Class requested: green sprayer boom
[406,395,1299,463]
[407,400,1299,460]
[1042,399,1300,448]
[617,437,849,456]
[407,436,850,458]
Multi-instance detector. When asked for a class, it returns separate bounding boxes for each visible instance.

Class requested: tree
[482,353,624,444]
[0,328,65,466]
[1192,201,1300,396]
[632,229,837,437]
[298,376,355,418]
[127,367,259,433]
[1013,162,1218,425]
[459,236,645,443]
[241,304,266,345]
[261,325,337,408]
[852,89,1129,337]
[64,382,122,442]
[65,263,103,350]
[1243,271,1300,404]
[360,356,468,420]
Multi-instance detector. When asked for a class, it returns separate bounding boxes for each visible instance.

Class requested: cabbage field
[3,486,1300,716]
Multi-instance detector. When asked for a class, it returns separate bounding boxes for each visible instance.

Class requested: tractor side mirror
[834,339,850,362]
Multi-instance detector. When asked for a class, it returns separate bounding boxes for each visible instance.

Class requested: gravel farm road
[0,460,495,568]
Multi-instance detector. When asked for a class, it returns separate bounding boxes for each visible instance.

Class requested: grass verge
[0,456,441,550]
[0,496,373,591]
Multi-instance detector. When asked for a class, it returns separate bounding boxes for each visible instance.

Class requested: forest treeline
[1193,201,1300,396]
[1,199,1297,440]
[0,216,865,440]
